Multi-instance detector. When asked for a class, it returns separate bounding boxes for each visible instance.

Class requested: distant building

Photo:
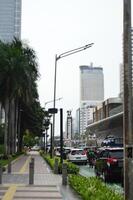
[66,110,72,140]
[86,97,123,145]
[72,117,77,139]
[79,63,104,103]
[79,63,104,134]
[75,108,80,134]
[0,0,22,42]
[80,102,99,134]
[93,97,122,122]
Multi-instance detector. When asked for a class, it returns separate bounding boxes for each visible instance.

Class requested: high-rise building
[0,0,22,42]
[80,63,104,103]
[79,63,104,134]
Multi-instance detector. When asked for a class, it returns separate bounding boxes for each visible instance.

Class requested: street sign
[48,108,58,114]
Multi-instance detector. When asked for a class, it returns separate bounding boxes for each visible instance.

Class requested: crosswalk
[0,185,62,200]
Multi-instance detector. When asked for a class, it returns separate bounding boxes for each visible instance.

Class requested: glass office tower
[0,0,21,42]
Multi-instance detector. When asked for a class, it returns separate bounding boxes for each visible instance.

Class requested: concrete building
[66,110,72,140]
[79,64,104,134]
[0,0,22,42]
[79,102,99,134]
[80,64,104,103]
[86,97,123,146]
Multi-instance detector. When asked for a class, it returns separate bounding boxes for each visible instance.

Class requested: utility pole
[123,0,133,199]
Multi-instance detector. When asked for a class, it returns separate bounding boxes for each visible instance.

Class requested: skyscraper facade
[79,63,104,134]
[0,0,22,42]
[80,64,104,103]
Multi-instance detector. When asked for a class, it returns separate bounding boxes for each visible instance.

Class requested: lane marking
[2,184,17,200]
[19,156,31,174]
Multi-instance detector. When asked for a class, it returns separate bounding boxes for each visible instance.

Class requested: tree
[23,130,36,147]
[0,38,40,155]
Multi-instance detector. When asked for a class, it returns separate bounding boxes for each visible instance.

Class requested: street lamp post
[52,43,94,156]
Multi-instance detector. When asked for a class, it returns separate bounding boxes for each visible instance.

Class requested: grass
[69,175,124,200]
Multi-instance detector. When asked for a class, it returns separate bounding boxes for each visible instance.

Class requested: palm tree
[0,38,39,155]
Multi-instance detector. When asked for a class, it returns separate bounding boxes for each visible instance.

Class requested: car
[31,145,40,151]
[94,147,123,182]
[67,148,88,164]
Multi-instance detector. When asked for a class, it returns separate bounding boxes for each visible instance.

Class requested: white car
[68,148,88,164]
[31,145,40,151]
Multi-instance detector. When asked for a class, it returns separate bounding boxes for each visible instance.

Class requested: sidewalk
[0,151,81,200]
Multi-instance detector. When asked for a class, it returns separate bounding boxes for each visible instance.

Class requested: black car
[94,147,123,182]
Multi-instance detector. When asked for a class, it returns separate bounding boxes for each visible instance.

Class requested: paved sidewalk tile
[4,155,29,174]
[1,152,81,199]
[14,185,62,200]
[2,174,29,184]
[0,186,9,199]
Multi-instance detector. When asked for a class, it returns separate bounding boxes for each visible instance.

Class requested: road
[79,164,95,177]
[79,164,124,195]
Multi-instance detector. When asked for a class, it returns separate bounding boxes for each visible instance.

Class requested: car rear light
[107,157,117,165]
[82,151,86,155]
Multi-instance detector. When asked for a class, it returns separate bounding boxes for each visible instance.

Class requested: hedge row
[69,175,124,200]
[41,153,79,174]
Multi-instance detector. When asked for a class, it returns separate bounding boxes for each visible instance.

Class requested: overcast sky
[21,0,132,134]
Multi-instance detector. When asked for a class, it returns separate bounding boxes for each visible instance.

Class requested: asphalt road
[79,164,95,177]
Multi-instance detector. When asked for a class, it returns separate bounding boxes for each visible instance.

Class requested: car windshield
[71,150,83,155]
[109,150,123,158]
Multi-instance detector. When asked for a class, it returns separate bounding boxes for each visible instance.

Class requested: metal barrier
[7,159,11,173]
[29,157,34,184]
[0,166,2,184]
[54,158,58,174]
[62,163,67,185]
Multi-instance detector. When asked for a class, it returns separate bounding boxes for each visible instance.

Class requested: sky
[21,0,131,135]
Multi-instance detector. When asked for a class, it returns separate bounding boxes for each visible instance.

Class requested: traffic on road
[54,135,124,188]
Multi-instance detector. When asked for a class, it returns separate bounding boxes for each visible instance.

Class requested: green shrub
[65,161,79,174]
[69,175,124,200]
[58,161,79,174]
[42,154,55,169]
[41,154,79,174]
